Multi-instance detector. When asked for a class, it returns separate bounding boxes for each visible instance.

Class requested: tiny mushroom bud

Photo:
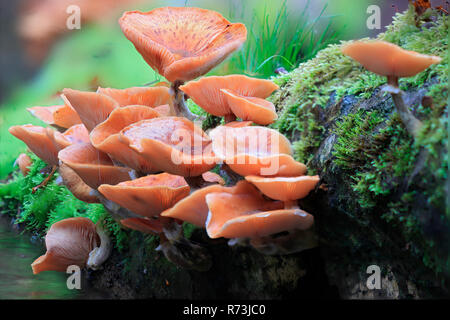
[15,153,32,176]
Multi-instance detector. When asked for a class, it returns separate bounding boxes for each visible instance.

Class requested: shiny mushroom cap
[9,125,60,166]
[58,142,133,189]
[120,117,217,176]
[27,104,82,131]
[245,175,320,201]
[205,182,313,239]
[180,75,279,116]
[61,88,119,131]
[90,106,161,173]
[31,217,100,274]
[98,173,190,218]
[209,125,305,176]
[220,89,277,125]
[97,86,174,114]
[341,40,442,78]
[119,7,247,82]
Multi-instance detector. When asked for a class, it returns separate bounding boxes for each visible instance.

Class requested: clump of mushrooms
[341,40,442,137]
[8,6,322,274]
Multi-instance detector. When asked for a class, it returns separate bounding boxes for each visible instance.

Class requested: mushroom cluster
[9,7,320,273]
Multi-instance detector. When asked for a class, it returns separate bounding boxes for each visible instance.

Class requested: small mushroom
[201,171,225,186]
[31,217,100,274]
[98,173,190,218]
[58,142,133,189]
[90,105,161,173]
[205,182,313,239]
[14,153,32,176]
[61,88,119,131]
[209,125,306,177]
[180,75,279,123]
[220,89,278,125]
[341,40,442,136]
[119,117,217,176]
[27,104,82,131]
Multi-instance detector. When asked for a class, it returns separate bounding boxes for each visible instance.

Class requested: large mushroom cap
[245,175,320,201]
[160,180,252,227]
[31,217,100,274]
[61,88,119,131]
[27,104,82,130]
[98,173,190,218]
[209,125,305,176]
[180,75,279,116]
[205,183,313,239]
[9,125,60,166]
[119,7,247,82]
[97,86,174,113]
[341,40,442,78]
[120,117,217,176]
[90,106,161,173]
[58,143,133,189]
[221,89,277,125]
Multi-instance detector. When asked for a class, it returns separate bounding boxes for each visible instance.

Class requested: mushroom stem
[284,200,299,210]
[171,81,203,121]
[386,76,422,137]
[224,114,237,123]
[86,221,112,270]
[32,165,57,194]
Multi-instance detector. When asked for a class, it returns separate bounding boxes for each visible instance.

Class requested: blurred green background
[1,0,410,179]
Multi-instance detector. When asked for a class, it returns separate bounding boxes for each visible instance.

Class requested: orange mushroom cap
[120,117,217,176]
[15,153,32,176]
[160,181,255,227]
[224,120,254,128]
[180,75,279,116]
[31,217,100,274]
[120,217,165,235]
[61,88,119,131]
[97,86,174,113]
[341,40,442,78]
[90,106,161,173]
[58,163,99,203]
[98,173,190,218]
[58,143,133,189]
[27,104,82,130]
[209,125,305,176]
[205,183,314,239]
[202,171,225,185]
[245,175,320,201]
[119,7,247,82]
[221,89,277,125]
[9,125,60,166]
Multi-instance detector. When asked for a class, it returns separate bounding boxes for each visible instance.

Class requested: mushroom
[341,40,442,136]
[58,142,133,189]
[119,217,165,235]
[97,86,175,115]
[223,120,254,128]
[205,182,313,239]
[245,175,320,209]
[61,88,119,131]
[14,153,32,176]
[119,7,247,120]
[97,173,190,219]
[201,171,225,186]
[31,217,100,274]
[90,105,162,174]
[9,125,61,166]
[180,75,279,123]
[47,124,90,151]
[27,104,82,132]
[58,163,99,203]
[119,117,217,177]
[209,125,306,177]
